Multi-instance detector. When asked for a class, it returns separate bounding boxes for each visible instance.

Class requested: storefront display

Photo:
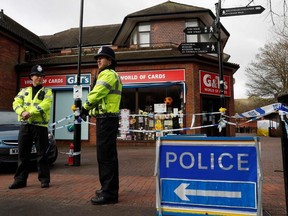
[118,106,184,141]
[117,69,186,141]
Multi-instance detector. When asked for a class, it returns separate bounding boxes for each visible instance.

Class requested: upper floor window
[131,23,151,47]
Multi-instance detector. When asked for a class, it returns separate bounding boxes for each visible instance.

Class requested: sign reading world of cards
[157,136,262,216]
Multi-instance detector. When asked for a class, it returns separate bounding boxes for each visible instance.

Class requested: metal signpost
[216,1,265,135]
[73,0,84,166]
[278,94,288,214]
[156,135,262,216]
[180,1,265,135]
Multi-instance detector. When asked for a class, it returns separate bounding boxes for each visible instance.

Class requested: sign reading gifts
[20,74,91,88]
[119,69,185,84]
[199,70,231,97]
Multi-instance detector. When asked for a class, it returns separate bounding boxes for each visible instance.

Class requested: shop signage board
[119,69,185,84]
[220,5,265,17]
[199,70,231,97]
[183,26,215,35]
[20,74,91,88]
[157,136,262,216]
[178,42,218,54]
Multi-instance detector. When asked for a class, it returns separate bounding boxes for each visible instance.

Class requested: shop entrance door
[202,97,221,136]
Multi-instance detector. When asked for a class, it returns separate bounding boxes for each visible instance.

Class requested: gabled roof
[113,1,229,46]
[128,0,208,16]
[40,24,121,51]
[0,10,48,53]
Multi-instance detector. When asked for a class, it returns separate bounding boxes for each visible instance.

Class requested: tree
[245,39,288,100]
[235,96,271,114]
[265,0,288,27]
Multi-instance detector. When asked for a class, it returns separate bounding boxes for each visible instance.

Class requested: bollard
[65,143,74,166]
[277,93,288,215]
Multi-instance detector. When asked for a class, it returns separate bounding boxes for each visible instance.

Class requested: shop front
[200,70,232,136]
[118,69,186,141]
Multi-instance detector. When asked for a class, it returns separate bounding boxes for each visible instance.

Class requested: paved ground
[0,134,286,216]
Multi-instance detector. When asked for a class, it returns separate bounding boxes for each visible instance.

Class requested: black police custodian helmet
[29,64,45,79]
[94,46,116,65]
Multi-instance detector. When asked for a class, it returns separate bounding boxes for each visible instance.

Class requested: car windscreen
[0,124,20,131]
[0,111,18,124]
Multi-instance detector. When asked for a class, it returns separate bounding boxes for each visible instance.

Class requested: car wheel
[47,145,58,165]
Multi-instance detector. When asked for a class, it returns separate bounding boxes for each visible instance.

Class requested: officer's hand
[21,111,30,120]
[80,107,89,121]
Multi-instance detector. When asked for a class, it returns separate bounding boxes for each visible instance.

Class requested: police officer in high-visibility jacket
[9,65,53,189]
[81,46,122,205]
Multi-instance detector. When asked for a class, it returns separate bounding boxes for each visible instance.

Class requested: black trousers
[14,124,50,184]
[96,117,119,198]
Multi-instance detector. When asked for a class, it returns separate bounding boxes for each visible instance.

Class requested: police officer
[81,46,122,205]
[9,65,53,189]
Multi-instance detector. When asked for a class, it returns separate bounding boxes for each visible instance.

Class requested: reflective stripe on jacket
[13,87,53,127]
[83,69,122,116]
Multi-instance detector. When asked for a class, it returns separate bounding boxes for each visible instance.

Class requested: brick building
[0,1,239,145]
[0,9,48,111]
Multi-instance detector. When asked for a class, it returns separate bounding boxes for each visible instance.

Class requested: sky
[1,0,284,99]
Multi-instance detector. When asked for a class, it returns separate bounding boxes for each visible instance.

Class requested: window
[139,23,150,47]
[131,23,151,47]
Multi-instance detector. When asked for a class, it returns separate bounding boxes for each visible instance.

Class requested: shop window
[119,85,184,141]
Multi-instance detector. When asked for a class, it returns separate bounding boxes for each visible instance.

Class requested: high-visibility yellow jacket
[83,69,122,116]
[13,86,53,127]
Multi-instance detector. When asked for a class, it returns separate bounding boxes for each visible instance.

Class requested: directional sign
[178,42,218,54]
[161,179,257,209]
[220,5,265,17]
[184,26,215,35]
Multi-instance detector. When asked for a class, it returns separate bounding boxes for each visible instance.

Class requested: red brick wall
[0,34,24,111]
[151,19,185,45]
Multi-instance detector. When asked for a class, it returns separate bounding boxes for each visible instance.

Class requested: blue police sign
[157,136,261,216]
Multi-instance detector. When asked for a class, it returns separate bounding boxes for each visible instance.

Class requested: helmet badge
[37,65,43,72]
[97,47,103,54]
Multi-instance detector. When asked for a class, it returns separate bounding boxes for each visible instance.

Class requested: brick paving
[0,134,287,215]
[260,136,286,215]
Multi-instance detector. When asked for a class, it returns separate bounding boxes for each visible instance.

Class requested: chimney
[0,9,3,19]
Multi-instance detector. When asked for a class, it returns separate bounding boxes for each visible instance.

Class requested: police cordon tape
[48,102,288,135]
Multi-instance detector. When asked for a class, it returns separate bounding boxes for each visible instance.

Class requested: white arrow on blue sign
[174,183,242,201]
[161,179,257,209]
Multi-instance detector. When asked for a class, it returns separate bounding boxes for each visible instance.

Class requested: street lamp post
[215,0,226,136]
[73,0,84,166]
